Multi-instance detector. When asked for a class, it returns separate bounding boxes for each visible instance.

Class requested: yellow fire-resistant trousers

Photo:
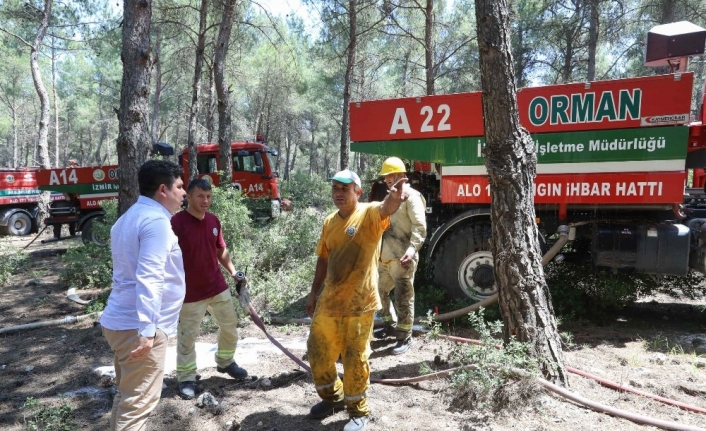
[176,289,238,382]
[378,258,417,340]
[307,311,374,418]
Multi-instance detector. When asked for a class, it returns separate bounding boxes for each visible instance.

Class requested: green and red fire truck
[34,138,283,243]
[350,44,706,300]
[0,168,64,236]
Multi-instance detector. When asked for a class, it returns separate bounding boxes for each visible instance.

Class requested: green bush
[0,246,29,286]
[280,172,335,210]
[60,200,117,290]
[443,309,536,410]
[22,396,76,431]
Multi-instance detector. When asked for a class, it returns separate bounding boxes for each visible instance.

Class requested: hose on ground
[0,312,101,335]
[438,334,706,415]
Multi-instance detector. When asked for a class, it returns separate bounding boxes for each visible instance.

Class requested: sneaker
[308,400,345,419]
[178,381,196,400]
[216,362,248,380]
[392,338,412,355]
[373,327,392,340]
[343,416,370,431]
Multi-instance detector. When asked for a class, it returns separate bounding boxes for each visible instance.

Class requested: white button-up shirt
[100,196,185,337]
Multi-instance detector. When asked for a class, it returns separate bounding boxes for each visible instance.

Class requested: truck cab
[179,138,283,220]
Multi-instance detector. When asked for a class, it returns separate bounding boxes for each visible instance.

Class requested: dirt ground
[0,232,705,431]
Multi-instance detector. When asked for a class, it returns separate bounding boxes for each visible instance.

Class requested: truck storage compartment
[592,223,690,275]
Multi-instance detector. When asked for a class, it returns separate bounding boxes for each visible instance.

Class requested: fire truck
[350,21,706,300]
[0,168,64,236]
[35,138,283,243]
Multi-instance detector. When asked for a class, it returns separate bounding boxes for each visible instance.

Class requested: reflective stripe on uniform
[215,349,235,359]
[176,362,197,372]
[397,323,413,331]
[345,391,367,402]
[315,379,339,391]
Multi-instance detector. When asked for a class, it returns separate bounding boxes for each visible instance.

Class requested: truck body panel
[349,71,706,300]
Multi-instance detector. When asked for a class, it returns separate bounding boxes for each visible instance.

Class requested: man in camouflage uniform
[374,157,427,355]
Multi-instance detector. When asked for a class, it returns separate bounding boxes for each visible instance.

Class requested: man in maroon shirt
[171,178,248,400]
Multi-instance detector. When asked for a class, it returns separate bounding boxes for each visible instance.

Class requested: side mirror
[255,166,264,174]
[152,142,174,156]
[268,149,279,157]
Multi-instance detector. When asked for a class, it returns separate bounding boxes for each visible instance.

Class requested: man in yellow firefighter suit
[374,157,427,354]
[306,169,407,431]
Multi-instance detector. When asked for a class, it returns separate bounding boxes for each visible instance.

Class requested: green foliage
[446,309,535,409]
[0,246,29,286]
[60,200,117,289]
[207,181,329,316]
[22,397,76,431]
[85,289,111,314]
[280,172,334,210]
[60,243,113,289]
[641,333,686,356]
[200,314,220,334]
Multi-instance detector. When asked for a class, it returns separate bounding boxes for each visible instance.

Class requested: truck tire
[81,217,109,246]
[7,212,32,236]
[432,222,494,300]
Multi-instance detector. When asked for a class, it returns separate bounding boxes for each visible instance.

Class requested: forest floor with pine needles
[0,232,705,431]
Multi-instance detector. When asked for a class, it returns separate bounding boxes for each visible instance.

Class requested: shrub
[280,172,334,210]
[441,309,537,410]
[22,396,76,431]
[60,200,117,290]
[0,246,29,286]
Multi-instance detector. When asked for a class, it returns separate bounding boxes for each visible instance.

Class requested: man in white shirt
[100,160,186,431]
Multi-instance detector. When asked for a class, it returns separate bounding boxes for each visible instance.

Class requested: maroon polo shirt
[171,210,229,303]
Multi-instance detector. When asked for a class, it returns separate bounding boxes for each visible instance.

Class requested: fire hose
[245,302,706,431]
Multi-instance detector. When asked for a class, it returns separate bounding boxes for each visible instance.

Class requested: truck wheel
[81,217,109,246]
[7,212,32,236]
[53,224,62,239]
[432,222,494,300]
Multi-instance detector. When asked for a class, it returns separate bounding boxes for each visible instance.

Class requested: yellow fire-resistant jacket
[380,185,427,263]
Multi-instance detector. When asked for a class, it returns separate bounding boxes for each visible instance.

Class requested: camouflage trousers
[378,258,417,340]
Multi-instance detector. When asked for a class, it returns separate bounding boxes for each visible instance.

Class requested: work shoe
[178,381,197,400]
[343,416,370,431]
[216,362,248,380]
[373,327,392,340]
[392,338,412,355]
[308,400,345,419]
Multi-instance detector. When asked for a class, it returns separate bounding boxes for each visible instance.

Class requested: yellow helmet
[379,157,406,176]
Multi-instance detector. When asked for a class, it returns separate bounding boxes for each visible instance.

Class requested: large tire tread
[432,221,492,300]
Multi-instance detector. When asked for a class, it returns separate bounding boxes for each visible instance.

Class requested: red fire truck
[0,168,64,236]
[350,22,706,300]
[35,138,283,243]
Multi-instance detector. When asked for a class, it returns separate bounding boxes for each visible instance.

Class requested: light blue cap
[329,169,362,188]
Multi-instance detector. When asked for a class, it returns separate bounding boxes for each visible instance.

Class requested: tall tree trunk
[659,0,676,23]
[475,0,567,384]
[116,0,153,215]
[587,0,599,81]
[206,63,216,143]
[187,0,210,182]
[94,81,108,164]
[151,25,162,145]
[30,0,52,170]
[424,0,434,95]
[12,105,18,167]
[339,0,357,171]
[214,0,237,186]
[28,0,53,225]
[51,36,60,167]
